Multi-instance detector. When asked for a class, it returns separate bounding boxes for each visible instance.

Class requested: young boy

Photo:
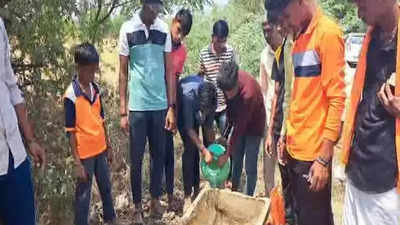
[164,8,192,211]
[64,43,117,225]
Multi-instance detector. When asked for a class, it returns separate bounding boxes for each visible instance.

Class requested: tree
[320,0,366,33]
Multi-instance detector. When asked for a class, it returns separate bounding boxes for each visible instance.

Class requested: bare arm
[267,82,280,138]
[259,61,269,96]
[165,53,176,131]
[165,52,176,106]
[119,55,129,116]
[68,132,80,165]
[69,132,88,181]
[15,103,46,168]
[15,104,35,143]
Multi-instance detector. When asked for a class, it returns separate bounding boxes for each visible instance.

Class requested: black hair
[175,9,193,36]
[217,60,239,91]
[74,43,99,66]
[198,81,218,114]
[212,20,229,38]
[142,0,163,5]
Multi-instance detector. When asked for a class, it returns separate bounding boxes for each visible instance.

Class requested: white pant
[343,180,400,225]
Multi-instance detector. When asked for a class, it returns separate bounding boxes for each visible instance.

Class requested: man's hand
[28,141,46,170]
[377,83,400,118]
[120,115,129,135]
[264,134,273,157]
[309,161,330,192]
[218,154,229,167]
[277,136,287,166]
[165,107,176,132]
[202,148,213,164]
[75,162,88,183]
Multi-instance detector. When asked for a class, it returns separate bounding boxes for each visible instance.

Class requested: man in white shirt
[0,18,46,225]
[259,20,277,197]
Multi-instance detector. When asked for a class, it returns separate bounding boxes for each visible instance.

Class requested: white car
[345,33,365,68]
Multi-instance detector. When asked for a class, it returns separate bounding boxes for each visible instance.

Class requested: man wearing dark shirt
[217,61,266,196]
[177,75,217,211]
[342,0,400,224]
[264,23,296,223]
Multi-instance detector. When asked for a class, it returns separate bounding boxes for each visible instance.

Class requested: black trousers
[287,156,334,225]
[180,126,200,196]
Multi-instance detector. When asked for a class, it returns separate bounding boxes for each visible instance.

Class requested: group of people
[117,0,266,223]
[262,0,400,225]
[1,0,400,225]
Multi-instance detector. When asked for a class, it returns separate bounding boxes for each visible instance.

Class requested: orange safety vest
[342,22,400,192]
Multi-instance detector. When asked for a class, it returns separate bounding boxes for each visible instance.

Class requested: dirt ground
[84,138,346,225]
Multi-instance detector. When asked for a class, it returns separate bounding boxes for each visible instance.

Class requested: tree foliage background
[0,0,364,224]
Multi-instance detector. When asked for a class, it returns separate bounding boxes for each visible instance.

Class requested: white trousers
[343,180,400,225]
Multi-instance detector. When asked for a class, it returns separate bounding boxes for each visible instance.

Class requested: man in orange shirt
[265,0,346,224]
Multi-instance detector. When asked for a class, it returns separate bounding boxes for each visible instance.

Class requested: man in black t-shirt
[263,23,296,225]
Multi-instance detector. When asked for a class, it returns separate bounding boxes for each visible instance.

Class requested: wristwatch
[168,103,176,110]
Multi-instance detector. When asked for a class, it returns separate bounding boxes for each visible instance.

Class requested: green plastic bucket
[201,144,231,188]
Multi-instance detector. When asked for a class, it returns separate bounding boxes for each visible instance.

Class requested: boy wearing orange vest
[265,0,346,224]
[342,0,400,224]
[64,43,118,225]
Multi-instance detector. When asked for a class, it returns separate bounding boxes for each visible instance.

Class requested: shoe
[183,196,192,213]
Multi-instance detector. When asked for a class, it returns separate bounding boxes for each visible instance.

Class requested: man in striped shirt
[199,20,237,133]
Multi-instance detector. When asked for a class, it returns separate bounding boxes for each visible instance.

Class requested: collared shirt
[64,78,107,159]
[0,18,27,176]
[199,44,236,112]
[260,45,275,126]
[119,12,172,111]
[287,8,346,161]
[347,28,398,193]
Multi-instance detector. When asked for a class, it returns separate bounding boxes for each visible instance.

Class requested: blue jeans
[129,110,166,204]
[0,156,36,225]
[231,135,261,196]
[215,110,227,134]
[164,131,174,195]
[74,151,116,225]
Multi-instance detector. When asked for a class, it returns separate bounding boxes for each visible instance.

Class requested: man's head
[217,60,239,100]
[171,9,193,46]
[351,0,396,26]
[198,81,218,117]
[74,43,99,84]
[262,20,283,50]
[212,20,229,55]
[265,0,315,34]
[141,0,163,25]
